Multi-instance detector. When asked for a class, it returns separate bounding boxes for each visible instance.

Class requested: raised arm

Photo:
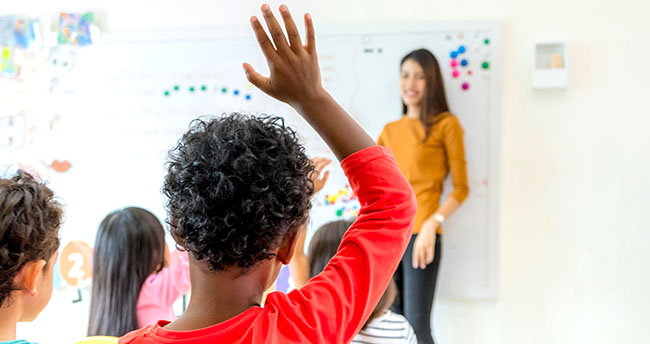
[245,6,416,343]
[243,4,374,161]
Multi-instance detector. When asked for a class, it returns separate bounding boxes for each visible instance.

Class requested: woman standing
[377,49,469,344]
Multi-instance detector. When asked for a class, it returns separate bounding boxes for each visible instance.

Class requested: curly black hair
[0,170,63,307]
[163,113,315,271]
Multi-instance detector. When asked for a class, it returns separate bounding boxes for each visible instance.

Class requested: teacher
[377,48,469,344]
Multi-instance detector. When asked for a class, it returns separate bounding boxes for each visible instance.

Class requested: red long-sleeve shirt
[119,146,416,344]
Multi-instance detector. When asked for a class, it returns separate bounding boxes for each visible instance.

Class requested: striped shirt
[352,311,417,344]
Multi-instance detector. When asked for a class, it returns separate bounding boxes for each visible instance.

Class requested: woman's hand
[244,4,325,110]
[311,157,331,194]
[412,219,439,269]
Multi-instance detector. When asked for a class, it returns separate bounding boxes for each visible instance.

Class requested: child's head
[88,207,166,336]
[163,114,314,276]
[0,170,63,322]
[308,219,397,326]
[307,219,355,278]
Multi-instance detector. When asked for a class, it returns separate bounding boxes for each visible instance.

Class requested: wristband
[433,213,445,224]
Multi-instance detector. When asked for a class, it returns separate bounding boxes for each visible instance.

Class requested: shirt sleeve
[405,320,418,344]
[442,116,469,203]
[264,145,417,343]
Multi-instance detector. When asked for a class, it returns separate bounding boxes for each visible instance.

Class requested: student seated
[0,171,64,344]
[305,219,417,344]
[88,207,190,337]
[120,4,416,343]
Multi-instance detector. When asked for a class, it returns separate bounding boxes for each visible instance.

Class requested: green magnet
[481,61,490,70]
[201,85,207,91]
[173,85,179,91]
[484,38,490,45]
[189,86,195,92]
[163,90,170,97]
[221,87,227,93]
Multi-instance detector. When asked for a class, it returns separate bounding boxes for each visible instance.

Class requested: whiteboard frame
[95,20,502,299]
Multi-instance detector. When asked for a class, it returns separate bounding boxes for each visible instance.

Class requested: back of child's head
[163,114,314,272]
[0,170,63,318]
[308,219,398,327]
[88,207,165,337]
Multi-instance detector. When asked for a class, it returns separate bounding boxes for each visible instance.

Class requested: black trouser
[392,234,442,344]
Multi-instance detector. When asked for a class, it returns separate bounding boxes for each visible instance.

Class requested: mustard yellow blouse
[378,113,469,234]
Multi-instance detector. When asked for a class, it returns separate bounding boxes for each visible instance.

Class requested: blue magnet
[458,45,466,54]
[450,51,458,59]
[460,59,468,67]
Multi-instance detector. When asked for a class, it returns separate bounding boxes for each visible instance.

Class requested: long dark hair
[401,49,450,140]
[88,207,166,337]
[308,219,397,327]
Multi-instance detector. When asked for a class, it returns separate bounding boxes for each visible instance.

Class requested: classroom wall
[4,0,650,343]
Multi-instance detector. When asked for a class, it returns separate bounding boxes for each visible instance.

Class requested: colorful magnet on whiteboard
[481,61,490,70]
[460,59,468,67]
[163,90,170,97]
[189,86,195,92]
[484,38,490,45]
[462,82,470,90]
[458,45,466,54]
[450,51,458,59]
[468,70,473,75]
[452,70,460,78]
[234,89,240,95]
[221,87,227,93]
[173,85,179,91]
[246,83,253,89]
[201,85,207,91]
[450,59,458,67]
[245,94,251,100]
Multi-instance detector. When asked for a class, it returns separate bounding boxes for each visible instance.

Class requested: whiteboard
[1,21,500,302]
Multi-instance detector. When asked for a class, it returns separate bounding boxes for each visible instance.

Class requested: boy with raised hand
[120,4,416,343]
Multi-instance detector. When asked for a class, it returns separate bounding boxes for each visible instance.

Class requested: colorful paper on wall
[1,46,20,77]
[58,12,97,46]
[0,16,40,49]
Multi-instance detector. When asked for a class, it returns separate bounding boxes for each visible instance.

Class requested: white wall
[5,0,650,343]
